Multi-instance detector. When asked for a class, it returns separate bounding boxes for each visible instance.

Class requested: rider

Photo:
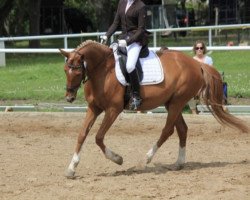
[101,0,149,110]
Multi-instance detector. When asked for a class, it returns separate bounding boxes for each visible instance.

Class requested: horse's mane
[76,40,110,52]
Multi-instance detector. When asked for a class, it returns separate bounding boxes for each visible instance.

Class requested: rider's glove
[100,35,108,44]
[118,39,127,47]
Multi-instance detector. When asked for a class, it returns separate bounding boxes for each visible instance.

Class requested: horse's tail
[200,64,249,133]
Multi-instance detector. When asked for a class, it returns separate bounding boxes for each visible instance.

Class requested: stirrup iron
[129,96,142,110]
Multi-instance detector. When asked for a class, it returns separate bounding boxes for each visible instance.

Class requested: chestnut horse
[60,40,248,178]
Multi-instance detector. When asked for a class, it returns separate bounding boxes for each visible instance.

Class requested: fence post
[208,29,212,46]
[0,41,6,67]
[153,32,157,47]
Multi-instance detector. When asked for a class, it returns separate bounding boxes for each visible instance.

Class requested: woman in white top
[192,40,213,65]
[189,40,213,114]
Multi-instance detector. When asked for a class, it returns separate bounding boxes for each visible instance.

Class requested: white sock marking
[146,144,158,163]
[176,146,186,165]
[68,153,80,172]
[105,148,114,160]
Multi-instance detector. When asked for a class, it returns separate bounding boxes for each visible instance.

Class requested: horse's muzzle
[66,95,75,103]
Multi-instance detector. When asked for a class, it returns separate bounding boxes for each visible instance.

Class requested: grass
[211,51,250,97]
[184,50,250,97]
[0,54,84,105]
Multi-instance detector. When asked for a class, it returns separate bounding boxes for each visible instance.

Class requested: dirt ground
[0,112,249,200]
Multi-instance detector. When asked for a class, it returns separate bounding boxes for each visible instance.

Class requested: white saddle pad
[111,43,164,86]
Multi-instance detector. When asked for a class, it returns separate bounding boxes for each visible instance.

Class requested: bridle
[65,50,87,93]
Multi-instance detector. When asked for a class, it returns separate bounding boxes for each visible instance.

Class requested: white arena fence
[0,23,250,66]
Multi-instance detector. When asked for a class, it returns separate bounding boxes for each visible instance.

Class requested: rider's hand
[118,39,127,47]
[100,35,108,44]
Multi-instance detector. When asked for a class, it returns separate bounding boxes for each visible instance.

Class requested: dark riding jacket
[105,0,149,46]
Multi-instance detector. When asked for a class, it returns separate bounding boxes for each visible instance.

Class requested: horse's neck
[85,47,114,84]
[83,46,121,105]
[86,47,113,74]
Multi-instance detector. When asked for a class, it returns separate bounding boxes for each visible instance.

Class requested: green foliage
[9,0,29,35]
[63,0,119,32]
[64,0,97,29]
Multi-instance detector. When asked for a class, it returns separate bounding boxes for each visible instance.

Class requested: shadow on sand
[97,159,249,177]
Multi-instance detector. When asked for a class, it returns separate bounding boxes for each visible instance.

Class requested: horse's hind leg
[66,105,102,178]
[146,102,184,164]
[146,107,178,164]
[174,114,188,169]
[95,108,123,165]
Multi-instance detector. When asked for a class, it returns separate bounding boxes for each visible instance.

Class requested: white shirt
[125,0,135,13]
[204,56,213,65]
[193,55,213,66]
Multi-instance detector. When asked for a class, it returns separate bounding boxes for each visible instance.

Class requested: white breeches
[126,42,142,73]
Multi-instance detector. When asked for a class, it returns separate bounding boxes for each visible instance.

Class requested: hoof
[146,156,152,164]
[171,163,184,171]
[105,148,123,165]
[65,169,75,179]
[114,154,123,165]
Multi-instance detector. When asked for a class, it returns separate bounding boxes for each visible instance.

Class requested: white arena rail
[0,23,249,47]
[1,23,250,66]
[0,46,250,53]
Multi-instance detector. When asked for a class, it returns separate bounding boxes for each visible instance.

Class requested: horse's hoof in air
[65,169,75,179]
[106,149,123,165]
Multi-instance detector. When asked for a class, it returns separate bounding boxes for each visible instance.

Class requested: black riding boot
[128,69,142,110]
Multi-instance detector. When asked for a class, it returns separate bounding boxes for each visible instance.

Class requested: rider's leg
[126,43,142,110]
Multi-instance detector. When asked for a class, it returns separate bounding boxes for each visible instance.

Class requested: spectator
[192,40,213,65]
[189,40,213,114]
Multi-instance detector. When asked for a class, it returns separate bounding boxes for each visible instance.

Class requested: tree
[9,0,29,36]
[64,0,118,32]
[0,0,15,36]
[0,0,42,47]
[90,0,118,31]
[28,0,41,48]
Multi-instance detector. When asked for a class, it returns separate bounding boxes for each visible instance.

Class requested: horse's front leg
[95,108,123,165]
[66,105,102,178]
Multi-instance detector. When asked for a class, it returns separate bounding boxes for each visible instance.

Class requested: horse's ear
[59,49,69,58]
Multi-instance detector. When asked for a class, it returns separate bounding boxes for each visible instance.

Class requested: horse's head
[60,49,86,103]
[60,40,112,103]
